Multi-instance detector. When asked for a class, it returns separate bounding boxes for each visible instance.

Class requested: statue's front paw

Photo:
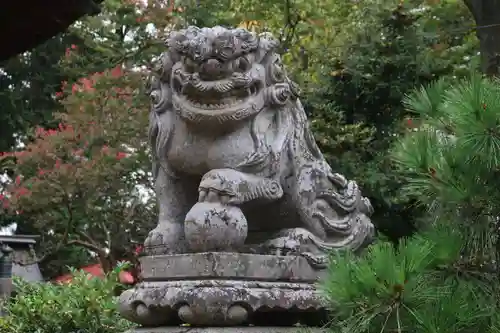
[144,223,187,255]
[199,168,283,205]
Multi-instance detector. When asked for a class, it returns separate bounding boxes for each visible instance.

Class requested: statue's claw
[144,223,187,255]
[197,187,232,205]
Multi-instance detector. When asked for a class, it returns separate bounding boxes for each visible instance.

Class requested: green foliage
[323,75,500,333]
[322,223,496,333]
[393,74,500,257]
[305,0,477,241]
[0,266,133,333]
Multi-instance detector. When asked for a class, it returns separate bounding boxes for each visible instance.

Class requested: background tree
[1,68,155,277]
[307,0,477,241]
[463,0,500,76]
[0,35,84,152]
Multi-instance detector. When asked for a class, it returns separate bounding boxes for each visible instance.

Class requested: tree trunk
[464,0,500,76]
[97,252,114,274]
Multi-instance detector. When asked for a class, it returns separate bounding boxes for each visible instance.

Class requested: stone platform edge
[126,327,325,333]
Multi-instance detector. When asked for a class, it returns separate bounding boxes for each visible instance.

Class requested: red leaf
[79,78,94,91]
[110,65,123,78]
[134,245,144,255]
[16,187,30,197]
[116,152,128,160]
[119,271,135,285]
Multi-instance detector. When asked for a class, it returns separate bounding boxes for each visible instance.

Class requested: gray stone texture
[126,327,325,333]
[144,25,375,267]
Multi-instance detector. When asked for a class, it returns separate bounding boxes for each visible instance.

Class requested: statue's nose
[202,58,222,76]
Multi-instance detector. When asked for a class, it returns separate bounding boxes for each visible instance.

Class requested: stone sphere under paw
[184,202,248,252]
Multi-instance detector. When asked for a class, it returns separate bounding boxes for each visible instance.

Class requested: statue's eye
[235,56,250,72]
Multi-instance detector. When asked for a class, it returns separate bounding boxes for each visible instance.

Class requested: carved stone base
[126,327,325,333]
[119,253,328,327]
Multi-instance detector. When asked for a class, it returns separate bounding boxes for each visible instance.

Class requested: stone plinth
[126,327,325,333]
[119,253,328,327]
[139,252,318,282]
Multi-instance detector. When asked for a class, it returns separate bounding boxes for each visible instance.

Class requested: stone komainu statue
[145,26,374,268]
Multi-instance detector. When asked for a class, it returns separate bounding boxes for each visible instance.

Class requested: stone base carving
[118,253,328,327]
[126,327,325,333]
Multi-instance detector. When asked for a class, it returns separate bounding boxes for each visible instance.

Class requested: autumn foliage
[0,65,154,272]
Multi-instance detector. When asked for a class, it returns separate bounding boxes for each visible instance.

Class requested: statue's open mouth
[172,77,260,111]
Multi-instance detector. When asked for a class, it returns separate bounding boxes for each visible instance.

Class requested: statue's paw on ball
[184,202,248,252]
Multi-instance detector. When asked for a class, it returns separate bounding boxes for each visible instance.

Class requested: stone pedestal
[119,253,328,327]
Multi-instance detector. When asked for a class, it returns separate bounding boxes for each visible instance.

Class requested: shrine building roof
[0,0,103,62]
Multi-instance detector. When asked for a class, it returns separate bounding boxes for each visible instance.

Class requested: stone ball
[184,202,248,252]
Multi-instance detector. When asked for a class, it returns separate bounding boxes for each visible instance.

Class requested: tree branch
[279,0,301,54]
[74,229,101,250]
[463,0,481,24]
[67,239,104,254]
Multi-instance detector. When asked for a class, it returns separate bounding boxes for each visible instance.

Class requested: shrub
[0,266,132,333]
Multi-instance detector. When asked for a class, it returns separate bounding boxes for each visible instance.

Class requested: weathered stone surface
[126,327,325,333]
[117,25,376,331]
[118,279,327,327]
[144,25,375,267]
[139,253,317,282]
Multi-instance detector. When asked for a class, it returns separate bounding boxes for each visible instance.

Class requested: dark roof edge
[0,235,39,245]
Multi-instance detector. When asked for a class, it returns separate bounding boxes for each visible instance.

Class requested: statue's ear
[255,33,279,62]
[159,51,179,82]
